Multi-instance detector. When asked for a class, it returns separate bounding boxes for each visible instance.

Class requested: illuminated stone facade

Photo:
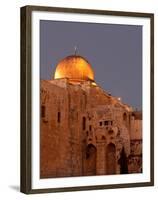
[40,55,142,178]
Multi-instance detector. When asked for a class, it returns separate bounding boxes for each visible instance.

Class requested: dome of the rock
[54,55,94,81]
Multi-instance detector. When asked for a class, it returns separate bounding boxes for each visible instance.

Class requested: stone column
[96,142,106,175]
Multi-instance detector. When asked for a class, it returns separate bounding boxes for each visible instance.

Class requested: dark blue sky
[40,20,142,109]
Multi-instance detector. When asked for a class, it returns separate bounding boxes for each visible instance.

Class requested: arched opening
[84,144,96,176]
[118,147,128,174]
[123,113,128,127]
[106,143,116,175]
[123,113,127,121]
[132,113,135,118]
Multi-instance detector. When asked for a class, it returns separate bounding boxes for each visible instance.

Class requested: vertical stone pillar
[116,159,120,174]
[96,142,106,175]
[130,116,135,139]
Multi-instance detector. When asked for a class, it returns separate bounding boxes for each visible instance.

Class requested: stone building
[40,54,142,178]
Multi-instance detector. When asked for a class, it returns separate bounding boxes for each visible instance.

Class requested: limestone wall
[40,79,142,178]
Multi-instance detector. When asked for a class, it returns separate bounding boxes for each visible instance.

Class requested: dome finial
[74,46,78,55]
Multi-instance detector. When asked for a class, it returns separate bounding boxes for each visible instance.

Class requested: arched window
[99,121,102,126]
[123,113,127,121]
[106,143,116,175]
[84,144,96,176]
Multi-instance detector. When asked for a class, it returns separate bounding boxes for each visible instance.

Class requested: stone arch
[84,144,96,176]
[118,147,128,174]
[106,143,116,175]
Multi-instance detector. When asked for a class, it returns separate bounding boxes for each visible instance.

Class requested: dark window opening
[83,117,86,130]
[57,111,61,123]
[89,125,92,131]
[108,130,114,134]
[41,105,45,118]
[123,113,127,121]
[104,121,108,126]
[85,144,96,176]
[102,136,106,140]
[99,121,102,126]
[118,147,128,174]
[111,121,113,125]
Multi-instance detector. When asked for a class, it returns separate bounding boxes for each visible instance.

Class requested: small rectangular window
[41,105,45,118]
[83,117,86,130]
[57,112,61,123]
[104,121,108,126]
[99,121,102,126]
[89,125,92,131]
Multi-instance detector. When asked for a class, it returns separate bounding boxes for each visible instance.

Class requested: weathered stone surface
[40,78,142,178]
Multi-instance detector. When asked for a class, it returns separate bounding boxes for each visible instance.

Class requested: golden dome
[54,55,94,81]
